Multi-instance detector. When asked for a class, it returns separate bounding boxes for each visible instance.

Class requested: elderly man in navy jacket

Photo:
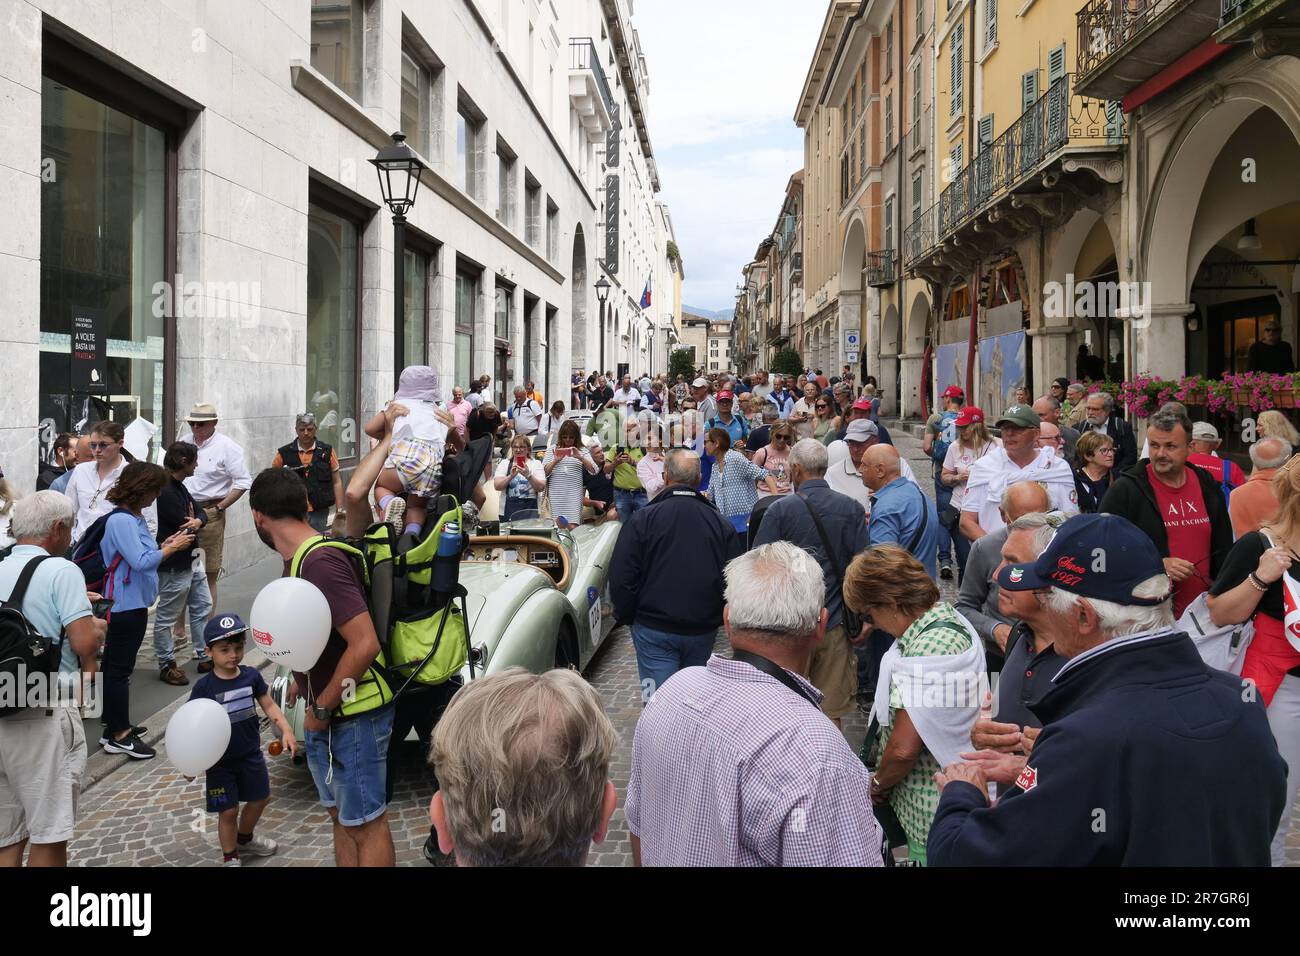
[928,513,1286,866]
[611,450,742,699]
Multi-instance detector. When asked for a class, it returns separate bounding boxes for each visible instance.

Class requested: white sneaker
[239,833,278,857]
[222,857,242,867]
[383,497,406,537]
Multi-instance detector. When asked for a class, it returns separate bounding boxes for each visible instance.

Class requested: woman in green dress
[844,544,985,865]
[813,394,838,445]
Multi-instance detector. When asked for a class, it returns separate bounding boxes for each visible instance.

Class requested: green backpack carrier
[288,495,472,711]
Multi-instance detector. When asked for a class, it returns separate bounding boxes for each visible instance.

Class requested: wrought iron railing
[1221,0,1260,24]
[866,251,897,287]
[930,74,1124,246]
[904,201,938,265]
[570,38,615,118]
[1076,0,1195,82]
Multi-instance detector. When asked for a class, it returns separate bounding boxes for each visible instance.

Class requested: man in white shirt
[507,387,543,437]
[611,375,641,410]
[750,371,772,402]
[178,402,252,649]
[65,421,157,543]
[791,382,820,440]
[959,404,1078,542]
[692,378,717,423]
[825,420,917,515]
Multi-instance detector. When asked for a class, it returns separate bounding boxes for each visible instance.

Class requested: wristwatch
[311,704,331,721]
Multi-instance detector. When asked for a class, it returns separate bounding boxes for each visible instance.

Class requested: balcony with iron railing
[866,250,897,288]
[1074,0,1224,101]
[1217,0,1300,46]
[904,73,1126,272]
[569,38,615,139]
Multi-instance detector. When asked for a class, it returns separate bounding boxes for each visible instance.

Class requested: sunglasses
[815,403,828,409]
[88,441,117,450]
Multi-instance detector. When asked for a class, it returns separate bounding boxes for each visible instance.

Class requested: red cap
[954,406,984,427]
[942,385,965,399]
[717,390,735,401]
[852,397,874,411]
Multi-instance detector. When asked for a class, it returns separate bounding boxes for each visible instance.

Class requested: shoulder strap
[2,554,56,611]
[731,650,820,709]
[797,493,846,572]
[905,485,931,554]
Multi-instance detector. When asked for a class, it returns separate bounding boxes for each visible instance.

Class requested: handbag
[1177,590,1253,676]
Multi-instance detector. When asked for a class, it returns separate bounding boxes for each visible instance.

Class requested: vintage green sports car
[267,517,622,750]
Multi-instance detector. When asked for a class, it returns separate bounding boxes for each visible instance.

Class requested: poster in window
[70,307,108,394]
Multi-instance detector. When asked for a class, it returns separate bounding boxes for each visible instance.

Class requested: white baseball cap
[692,377,709,388]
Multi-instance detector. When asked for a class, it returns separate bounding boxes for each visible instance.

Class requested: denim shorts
[304,706,394,827]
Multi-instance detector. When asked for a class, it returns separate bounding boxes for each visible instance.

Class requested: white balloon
[165,698,232,776]
[248,576,333,671]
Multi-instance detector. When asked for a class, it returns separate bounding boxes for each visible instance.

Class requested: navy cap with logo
[204,613,250,646]
[996,513,1171,606]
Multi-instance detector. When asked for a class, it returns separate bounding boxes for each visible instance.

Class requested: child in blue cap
[188,613,298,866]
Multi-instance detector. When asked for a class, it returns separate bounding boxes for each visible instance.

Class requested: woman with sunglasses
[1071,430,1117,513]
[813,396,838,446]
[65,421,157,545]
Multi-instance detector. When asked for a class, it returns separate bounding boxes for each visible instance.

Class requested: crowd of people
[1,359,1298,869]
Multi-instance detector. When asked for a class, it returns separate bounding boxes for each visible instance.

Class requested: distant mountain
[682,306,733,321]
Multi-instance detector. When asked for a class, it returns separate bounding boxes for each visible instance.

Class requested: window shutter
[885,197,894,251]
[1105,99,1122,138]
[1049,44,1066,84]
[978,114,994,147]
[885,93,893,151]
[913,64,922,121]
[912,170,923,221]
[950,24,963,117]
[1022,70,1038,111]
[986,0,998,47]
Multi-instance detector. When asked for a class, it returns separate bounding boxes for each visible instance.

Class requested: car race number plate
[587,586,601,640]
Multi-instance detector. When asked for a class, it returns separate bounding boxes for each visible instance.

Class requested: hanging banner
[71,307,108,394]
[935,342,969,402]
[977,330,1027,416]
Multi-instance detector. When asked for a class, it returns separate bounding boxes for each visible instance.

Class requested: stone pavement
[64,424,1300,866]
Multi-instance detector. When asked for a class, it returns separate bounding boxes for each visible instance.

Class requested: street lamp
[595,274,611,374]
[370,132,428,383]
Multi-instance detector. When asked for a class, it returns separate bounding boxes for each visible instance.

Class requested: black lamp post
[595,274,611,374]
[370,132,428,384]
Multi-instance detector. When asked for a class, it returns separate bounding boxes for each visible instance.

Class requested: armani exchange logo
[49,886,152,936]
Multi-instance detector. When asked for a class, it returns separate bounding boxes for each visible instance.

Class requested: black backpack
[70,507,132,593]
[0,555,65,717]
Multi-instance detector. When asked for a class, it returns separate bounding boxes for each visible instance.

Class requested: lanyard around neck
[731,650,819,709]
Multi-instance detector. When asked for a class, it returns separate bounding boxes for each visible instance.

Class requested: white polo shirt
[961,445,1079,535]
[508,398,543,435]
[824,440,918,515]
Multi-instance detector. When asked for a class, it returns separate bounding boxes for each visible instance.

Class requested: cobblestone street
[63,429,1300,866]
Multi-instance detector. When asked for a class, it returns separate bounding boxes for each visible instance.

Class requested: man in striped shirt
[626,541,885,867]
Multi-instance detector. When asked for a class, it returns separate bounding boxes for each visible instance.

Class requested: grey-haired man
[273,412,344,534]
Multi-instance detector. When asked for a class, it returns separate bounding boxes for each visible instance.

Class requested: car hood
[458,562,553,636]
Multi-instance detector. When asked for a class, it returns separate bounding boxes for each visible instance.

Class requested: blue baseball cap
[996,513,1171,606]
[204,613,250,646]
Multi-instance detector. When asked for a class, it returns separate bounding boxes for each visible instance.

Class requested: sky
[634,0,829,313]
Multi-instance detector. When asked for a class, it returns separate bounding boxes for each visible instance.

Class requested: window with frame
[885,196,894,251]
[885,93,894,153]
[455,271,476,389]
[400,49,429,157]
[457,105,483,200]
[307,198,363,460]
[911,169,923,222]
[916,0,924,42]
[525,174,541,247]
[495,281,512,341]
[885,17,894,78]
[546,198,559,263]
[311,0,364,102]
[985,0,998,49]
[913,63,922,127]
[497,139,516,229]
[403,245,430,367]
[949,25,964,119]
[946,284,971,322]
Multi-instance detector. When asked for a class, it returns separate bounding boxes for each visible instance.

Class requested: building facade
[5,0,676,580]
[707,320,732,373]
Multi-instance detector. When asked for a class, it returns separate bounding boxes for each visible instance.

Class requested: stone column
[1130,302,1193,382]
[839,291,862,373]
[1028,325,1072,395]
